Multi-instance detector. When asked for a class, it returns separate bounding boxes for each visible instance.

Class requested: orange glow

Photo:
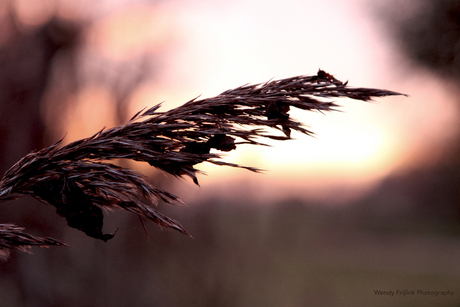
[62,86,117,143]
[13,0,55,27]
[88,5,172,60]
[63,0,459,202]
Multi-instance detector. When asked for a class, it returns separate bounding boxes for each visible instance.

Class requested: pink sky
[16,0,459,203]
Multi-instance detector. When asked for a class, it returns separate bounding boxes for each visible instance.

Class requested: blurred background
[1,0,460,306]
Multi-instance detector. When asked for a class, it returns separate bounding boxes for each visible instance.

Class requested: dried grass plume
[0,70,405,259]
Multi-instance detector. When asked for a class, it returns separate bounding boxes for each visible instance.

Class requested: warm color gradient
[52,0,459,201]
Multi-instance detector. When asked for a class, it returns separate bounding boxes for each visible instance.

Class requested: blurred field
[2,196,459,307]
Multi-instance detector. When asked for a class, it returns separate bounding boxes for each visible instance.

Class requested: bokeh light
[110,0,459,202]
[2,1,460,306]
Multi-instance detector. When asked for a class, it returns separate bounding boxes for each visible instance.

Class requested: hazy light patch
[62,86,117,143]
[159,0,377,96]
[13,0,55,28]
[55,0,92,21]
[175,167,383,205]
[115,0,454,203]
[127,81,201,118]
[380,69,460,170]
[87,4,172,60]
[69,0,460,203]
[189,110,401,203]
[265,124,396,172]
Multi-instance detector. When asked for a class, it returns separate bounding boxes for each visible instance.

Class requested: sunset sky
[14,0,459,203]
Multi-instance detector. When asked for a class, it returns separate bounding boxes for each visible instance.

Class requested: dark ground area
[1,193,460,307]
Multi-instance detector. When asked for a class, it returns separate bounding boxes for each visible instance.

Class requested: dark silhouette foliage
[0,70,404,259]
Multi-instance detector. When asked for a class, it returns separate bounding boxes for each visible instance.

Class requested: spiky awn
[0,70,405,259]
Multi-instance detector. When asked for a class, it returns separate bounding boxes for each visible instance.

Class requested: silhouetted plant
[0,70,404,259]
[0,224,68,261]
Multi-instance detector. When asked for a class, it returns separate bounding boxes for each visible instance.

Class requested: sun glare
[60,0,458,202]
[134,0,407,200]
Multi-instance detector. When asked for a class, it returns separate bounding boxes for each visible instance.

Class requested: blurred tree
[0,2,166,305]
[0,14,80,174]
[371,0,460,226]
[0,5,85,240]
[385,0,460,79]
[0,6,82,304]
